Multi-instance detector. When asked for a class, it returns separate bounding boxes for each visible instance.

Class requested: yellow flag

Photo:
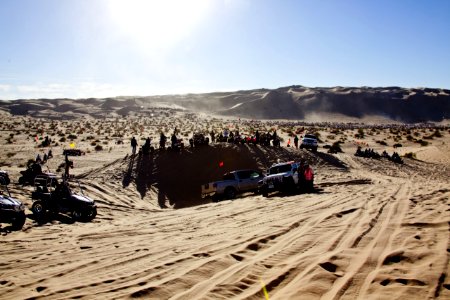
[70,142,76,149]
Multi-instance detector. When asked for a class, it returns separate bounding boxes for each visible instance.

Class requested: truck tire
[11,211,26,230]
[84,207,97,221]
[261,185,269,197]
[282,177,295,193]
[224,187,236,200]
[72,210,82,221]
[312,146,317,153]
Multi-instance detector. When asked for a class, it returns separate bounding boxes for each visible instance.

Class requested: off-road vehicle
[259,161,300,197]
[202,169,264,200]
[63,149,85,156]
[0,171,26,230]
[31,175,97,222]
[300,134,318,152]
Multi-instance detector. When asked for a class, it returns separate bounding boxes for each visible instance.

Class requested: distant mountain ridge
[0,85,449,123]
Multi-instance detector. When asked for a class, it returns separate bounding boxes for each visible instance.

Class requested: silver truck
[259,161,300,197]
[201,169,264,200]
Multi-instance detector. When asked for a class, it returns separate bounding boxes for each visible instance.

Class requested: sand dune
[1,85,449,122]
[0,112,449,299]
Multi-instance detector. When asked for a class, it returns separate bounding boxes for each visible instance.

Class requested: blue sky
[1,0,449,99]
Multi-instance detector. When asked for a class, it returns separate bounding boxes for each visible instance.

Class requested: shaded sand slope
[1,143,449,299]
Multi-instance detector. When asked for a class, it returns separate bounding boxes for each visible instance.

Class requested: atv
[31,175,97,222]
[0,172,26,230]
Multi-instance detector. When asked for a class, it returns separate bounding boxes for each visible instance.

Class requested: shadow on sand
[123,144,347,209]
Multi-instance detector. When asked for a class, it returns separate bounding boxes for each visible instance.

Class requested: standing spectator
[131,136,138,155]
[171,133,177,148]
[303,163,314,192]
[294,135,299,149]
[160,132,167,149]
[297,161,306,190]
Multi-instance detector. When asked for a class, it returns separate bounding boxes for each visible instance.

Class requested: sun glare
[107,0,211,52]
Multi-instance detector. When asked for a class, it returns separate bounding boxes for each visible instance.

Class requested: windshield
[269,164,292,175]
[304,134,317,139]
[223,173,235,180]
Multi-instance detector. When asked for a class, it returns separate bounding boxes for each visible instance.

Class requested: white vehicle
[201,169,264,200]
[300,134,318,152]
[0,171,26,230]
[259,161,299,197]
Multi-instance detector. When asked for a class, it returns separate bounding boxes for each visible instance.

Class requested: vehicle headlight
[14,205,24,212]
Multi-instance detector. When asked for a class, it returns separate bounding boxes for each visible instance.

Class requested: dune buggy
[31,175,97,222]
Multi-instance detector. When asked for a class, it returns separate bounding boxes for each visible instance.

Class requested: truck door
[236,171,251,191]
[236,170,260,191]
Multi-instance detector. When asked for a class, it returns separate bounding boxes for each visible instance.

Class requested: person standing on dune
[131,136,138,155]
[304,163,314,192]
[297,160,306,191]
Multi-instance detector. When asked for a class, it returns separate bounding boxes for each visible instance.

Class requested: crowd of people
[130,129,290,155]
[35,149,53,164]
[355,146,403,164]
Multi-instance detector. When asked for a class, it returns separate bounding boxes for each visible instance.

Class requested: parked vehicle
[259,161,300,197]
[63,149,84,156]
[300,134,318,152]
[202,169,264,200]
[0,171,26,230]
[31,175,97,222]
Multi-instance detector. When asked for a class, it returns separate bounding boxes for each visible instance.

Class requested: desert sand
[0,110,449,300]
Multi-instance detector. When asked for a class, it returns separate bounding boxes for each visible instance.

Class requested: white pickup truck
[258,161,300,197]
[201,169,264,200]
[300,134,318,152]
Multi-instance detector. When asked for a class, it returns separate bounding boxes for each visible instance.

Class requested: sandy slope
[0,115,449,299]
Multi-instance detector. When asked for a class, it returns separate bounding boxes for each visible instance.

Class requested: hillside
[1,86,449,123]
